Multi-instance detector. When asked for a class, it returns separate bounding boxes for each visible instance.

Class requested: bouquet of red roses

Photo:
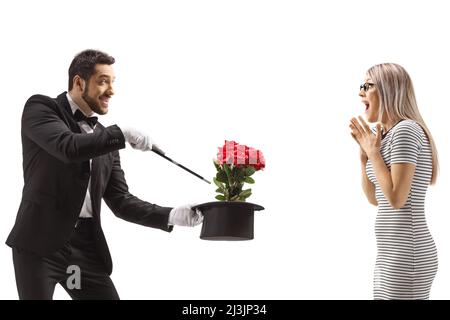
[213,140,265,201]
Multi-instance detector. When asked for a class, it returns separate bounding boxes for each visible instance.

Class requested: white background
[0,0,449,300]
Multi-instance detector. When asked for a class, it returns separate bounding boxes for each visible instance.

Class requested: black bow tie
[74,109,98,129]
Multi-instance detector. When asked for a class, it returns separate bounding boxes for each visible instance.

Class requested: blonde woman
[349,63,438,300]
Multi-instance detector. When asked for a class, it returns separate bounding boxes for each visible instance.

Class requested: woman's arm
[350,127,378,206]
[367,154,415,209]
[360,154,378,206]
[350,117,418,209]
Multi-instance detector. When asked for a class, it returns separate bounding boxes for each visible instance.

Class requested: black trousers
[12,218,119,300]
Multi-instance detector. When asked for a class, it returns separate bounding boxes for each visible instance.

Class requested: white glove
[121,127,164,153]
[168,204,203,227]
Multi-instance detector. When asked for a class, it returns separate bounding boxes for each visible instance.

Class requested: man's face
[82,64,115,115]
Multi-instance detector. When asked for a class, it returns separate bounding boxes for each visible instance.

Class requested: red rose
[214,140,265,201]
[217,140,265,171]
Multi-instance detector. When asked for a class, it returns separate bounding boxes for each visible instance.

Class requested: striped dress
[366,119,438,300]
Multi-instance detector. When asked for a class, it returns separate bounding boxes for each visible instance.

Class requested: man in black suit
[6,49,203,300]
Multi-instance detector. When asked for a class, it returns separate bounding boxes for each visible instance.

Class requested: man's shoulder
[24,92,68,112]
[26,92,66,105]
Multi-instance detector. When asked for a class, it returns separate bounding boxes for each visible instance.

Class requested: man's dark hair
[68,49,115,90]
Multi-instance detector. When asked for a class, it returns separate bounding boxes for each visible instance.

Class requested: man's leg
[12,246,70,300]
[60,218,119,300]
[60,266,119,300]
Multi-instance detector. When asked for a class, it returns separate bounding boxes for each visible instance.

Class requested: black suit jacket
[6,92,173,274]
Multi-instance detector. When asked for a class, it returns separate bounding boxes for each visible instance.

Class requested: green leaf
[216,170,228,183]
[238,194,251,201]
[235,168,246,183]
[245,166,256,176]
[243,192,252,198]
[239,189,252,199]
[223,163,232,178]
[215,188,224,193]
[213,160,221,171]
[213,177,225,190]
[231,166,240,178]
[215,195,226,201]
[244,176,255,184]
[223,163,234,186]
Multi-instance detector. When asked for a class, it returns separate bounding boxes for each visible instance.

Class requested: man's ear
[74,75,85,91]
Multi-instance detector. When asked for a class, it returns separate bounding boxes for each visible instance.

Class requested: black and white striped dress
[366,119,438,300]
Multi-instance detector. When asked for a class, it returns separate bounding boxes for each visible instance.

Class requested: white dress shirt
[66,93,96,218]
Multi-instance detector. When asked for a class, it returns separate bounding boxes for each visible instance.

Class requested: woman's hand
[349,116,381,160]
[350,129,368,162]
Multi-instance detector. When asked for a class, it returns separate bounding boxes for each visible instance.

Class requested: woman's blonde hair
[367,63,439,184]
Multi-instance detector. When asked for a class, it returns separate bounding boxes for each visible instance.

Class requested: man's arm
[103,150,173,232]
[22,95,125,163]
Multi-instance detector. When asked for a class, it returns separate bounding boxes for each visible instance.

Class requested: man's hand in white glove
[168,204,203,227]
[120,127,164,153]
